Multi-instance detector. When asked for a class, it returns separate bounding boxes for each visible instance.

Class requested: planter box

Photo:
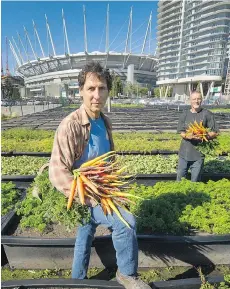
[1,276,226,289]
[2,173,230,187]
[2,213,230,270]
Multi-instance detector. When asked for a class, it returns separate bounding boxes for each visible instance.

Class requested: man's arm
[206,111,220,140]
[49,122,78,198]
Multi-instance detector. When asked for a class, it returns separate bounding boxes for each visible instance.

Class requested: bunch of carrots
[66,151,142,228]
[186,120,209,142]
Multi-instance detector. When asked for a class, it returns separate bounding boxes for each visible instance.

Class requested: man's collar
[79,104,112,129]
[79,104,90,126]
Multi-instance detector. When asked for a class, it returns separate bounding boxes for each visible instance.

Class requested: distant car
[27,101,34,105]
[34,100,43,105]
[1,101,9,106]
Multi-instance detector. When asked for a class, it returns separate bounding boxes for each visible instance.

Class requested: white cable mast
[17,32,29,62]
[9,40,21,67]
[105,4,109,53]
[24,26,37,59]
[62,9,70,55]
[141,11,152,54]
[45,14,56,56]
[32,20,45,58]
[12,36,24,64]
[125,7,132,53]
[83,5,88,53]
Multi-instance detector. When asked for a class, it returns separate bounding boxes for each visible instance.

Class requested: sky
[1,1,158,75]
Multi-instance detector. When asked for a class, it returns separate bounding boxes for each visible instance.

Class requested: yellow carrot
[77,175,85,205]
[106,199,130,228]
[80,151,116,168]
[101,198,112,215]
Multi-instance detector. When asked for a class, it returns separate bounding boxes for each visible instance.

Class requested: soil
[9,219,212,239]
[11,221,112,238]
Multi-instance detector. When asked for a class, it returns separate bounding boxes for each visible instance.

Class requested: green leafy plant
[128,179,230,235]
[2,129,230,155]
[2,154,230,176]
[1,182,21,216]
[1,156,49,175]
[16,171,90,232]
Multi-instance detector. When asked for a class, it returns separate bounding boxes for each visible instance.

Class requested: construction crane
[1,54,4,76]
[224,48,230,98]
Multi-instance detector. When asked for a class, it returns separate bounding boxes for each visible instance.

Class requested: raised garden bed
[2,177,230,270]
[1,276,228,289]
[2,212,230,269]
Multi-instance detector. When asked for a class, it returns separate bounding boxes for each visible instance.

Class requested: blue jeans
[177,157,204,182]
[72,205,138,279]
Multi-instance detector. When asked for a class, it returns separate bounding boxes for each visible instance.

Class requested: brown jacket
[49,104,114,197]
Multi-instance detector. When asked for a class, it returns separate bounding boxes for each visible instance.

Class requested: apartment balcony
[161,41,180,46]
[161,54,179,60]
[158,67,178,72]
[187,24,230,37]
[158,28,181,40]
[160,36,180,45]
[195,3,230,15]
[158,10,182,24]
[158,17,181,28]
[157,29,180,41]
[185,1,220,14]
[158,71,178,76]
[185,9,230,26]
[183,33,228,47]
[158,60,179,67]
[159,47,180,56]
[158,1,182,15]
[183,16,230,33]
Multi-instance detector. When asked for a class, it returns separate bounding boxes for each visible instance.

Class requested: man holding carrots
[49,61,151,289]
[177,91,219,182]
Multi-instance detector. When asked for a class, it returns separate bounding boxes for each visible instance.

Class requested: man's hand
[207,131,218,140]
[85,196,98,207]
[181,132,200,140]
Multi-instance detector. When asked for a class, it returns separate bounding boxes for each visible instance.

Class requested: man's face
[80,73,109,114]
[190,92,202,110]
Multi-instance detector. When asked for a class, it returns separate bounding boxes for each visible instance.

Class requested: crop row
[3,174,230,235]
[2,129,230,154]
[2,154,230,176]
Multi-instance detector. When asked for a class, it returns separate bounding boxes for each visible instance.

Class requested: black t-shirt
[177,108,219,161]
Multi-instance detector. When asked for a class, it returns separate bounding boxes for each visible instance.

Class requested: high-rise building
[156,0,230,99]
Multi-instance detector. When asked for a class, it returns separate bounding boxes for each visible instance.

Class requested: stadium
[9,6,157,99]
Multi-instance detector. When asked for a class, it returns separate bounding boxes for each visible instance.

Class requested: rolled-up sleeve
[49,121,78,197]
[177,111,186,133]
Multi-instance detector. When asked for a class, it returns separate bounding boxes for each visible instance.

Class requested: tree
[1,77,21,105]
[109,74,123,98]
[153,86,172,98]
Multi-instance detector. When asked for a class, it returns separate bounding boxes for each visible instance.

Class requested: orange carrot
[67,178,77,210]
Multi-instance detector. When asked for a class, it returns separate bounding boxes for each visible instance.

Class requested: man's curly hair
[78,61,112,91]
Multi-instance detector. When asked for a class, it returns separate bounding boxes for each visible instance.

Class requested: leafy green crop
[1,182,21,216]
[128,179,230,235]
[2,128,230,155]
[15,175,230,235]
[2,154,230,176]
[16,171,90,232]
[1,156,49,175]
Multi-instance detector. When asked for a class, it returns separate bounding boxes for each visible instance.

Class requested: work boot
[116,270,152,289]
